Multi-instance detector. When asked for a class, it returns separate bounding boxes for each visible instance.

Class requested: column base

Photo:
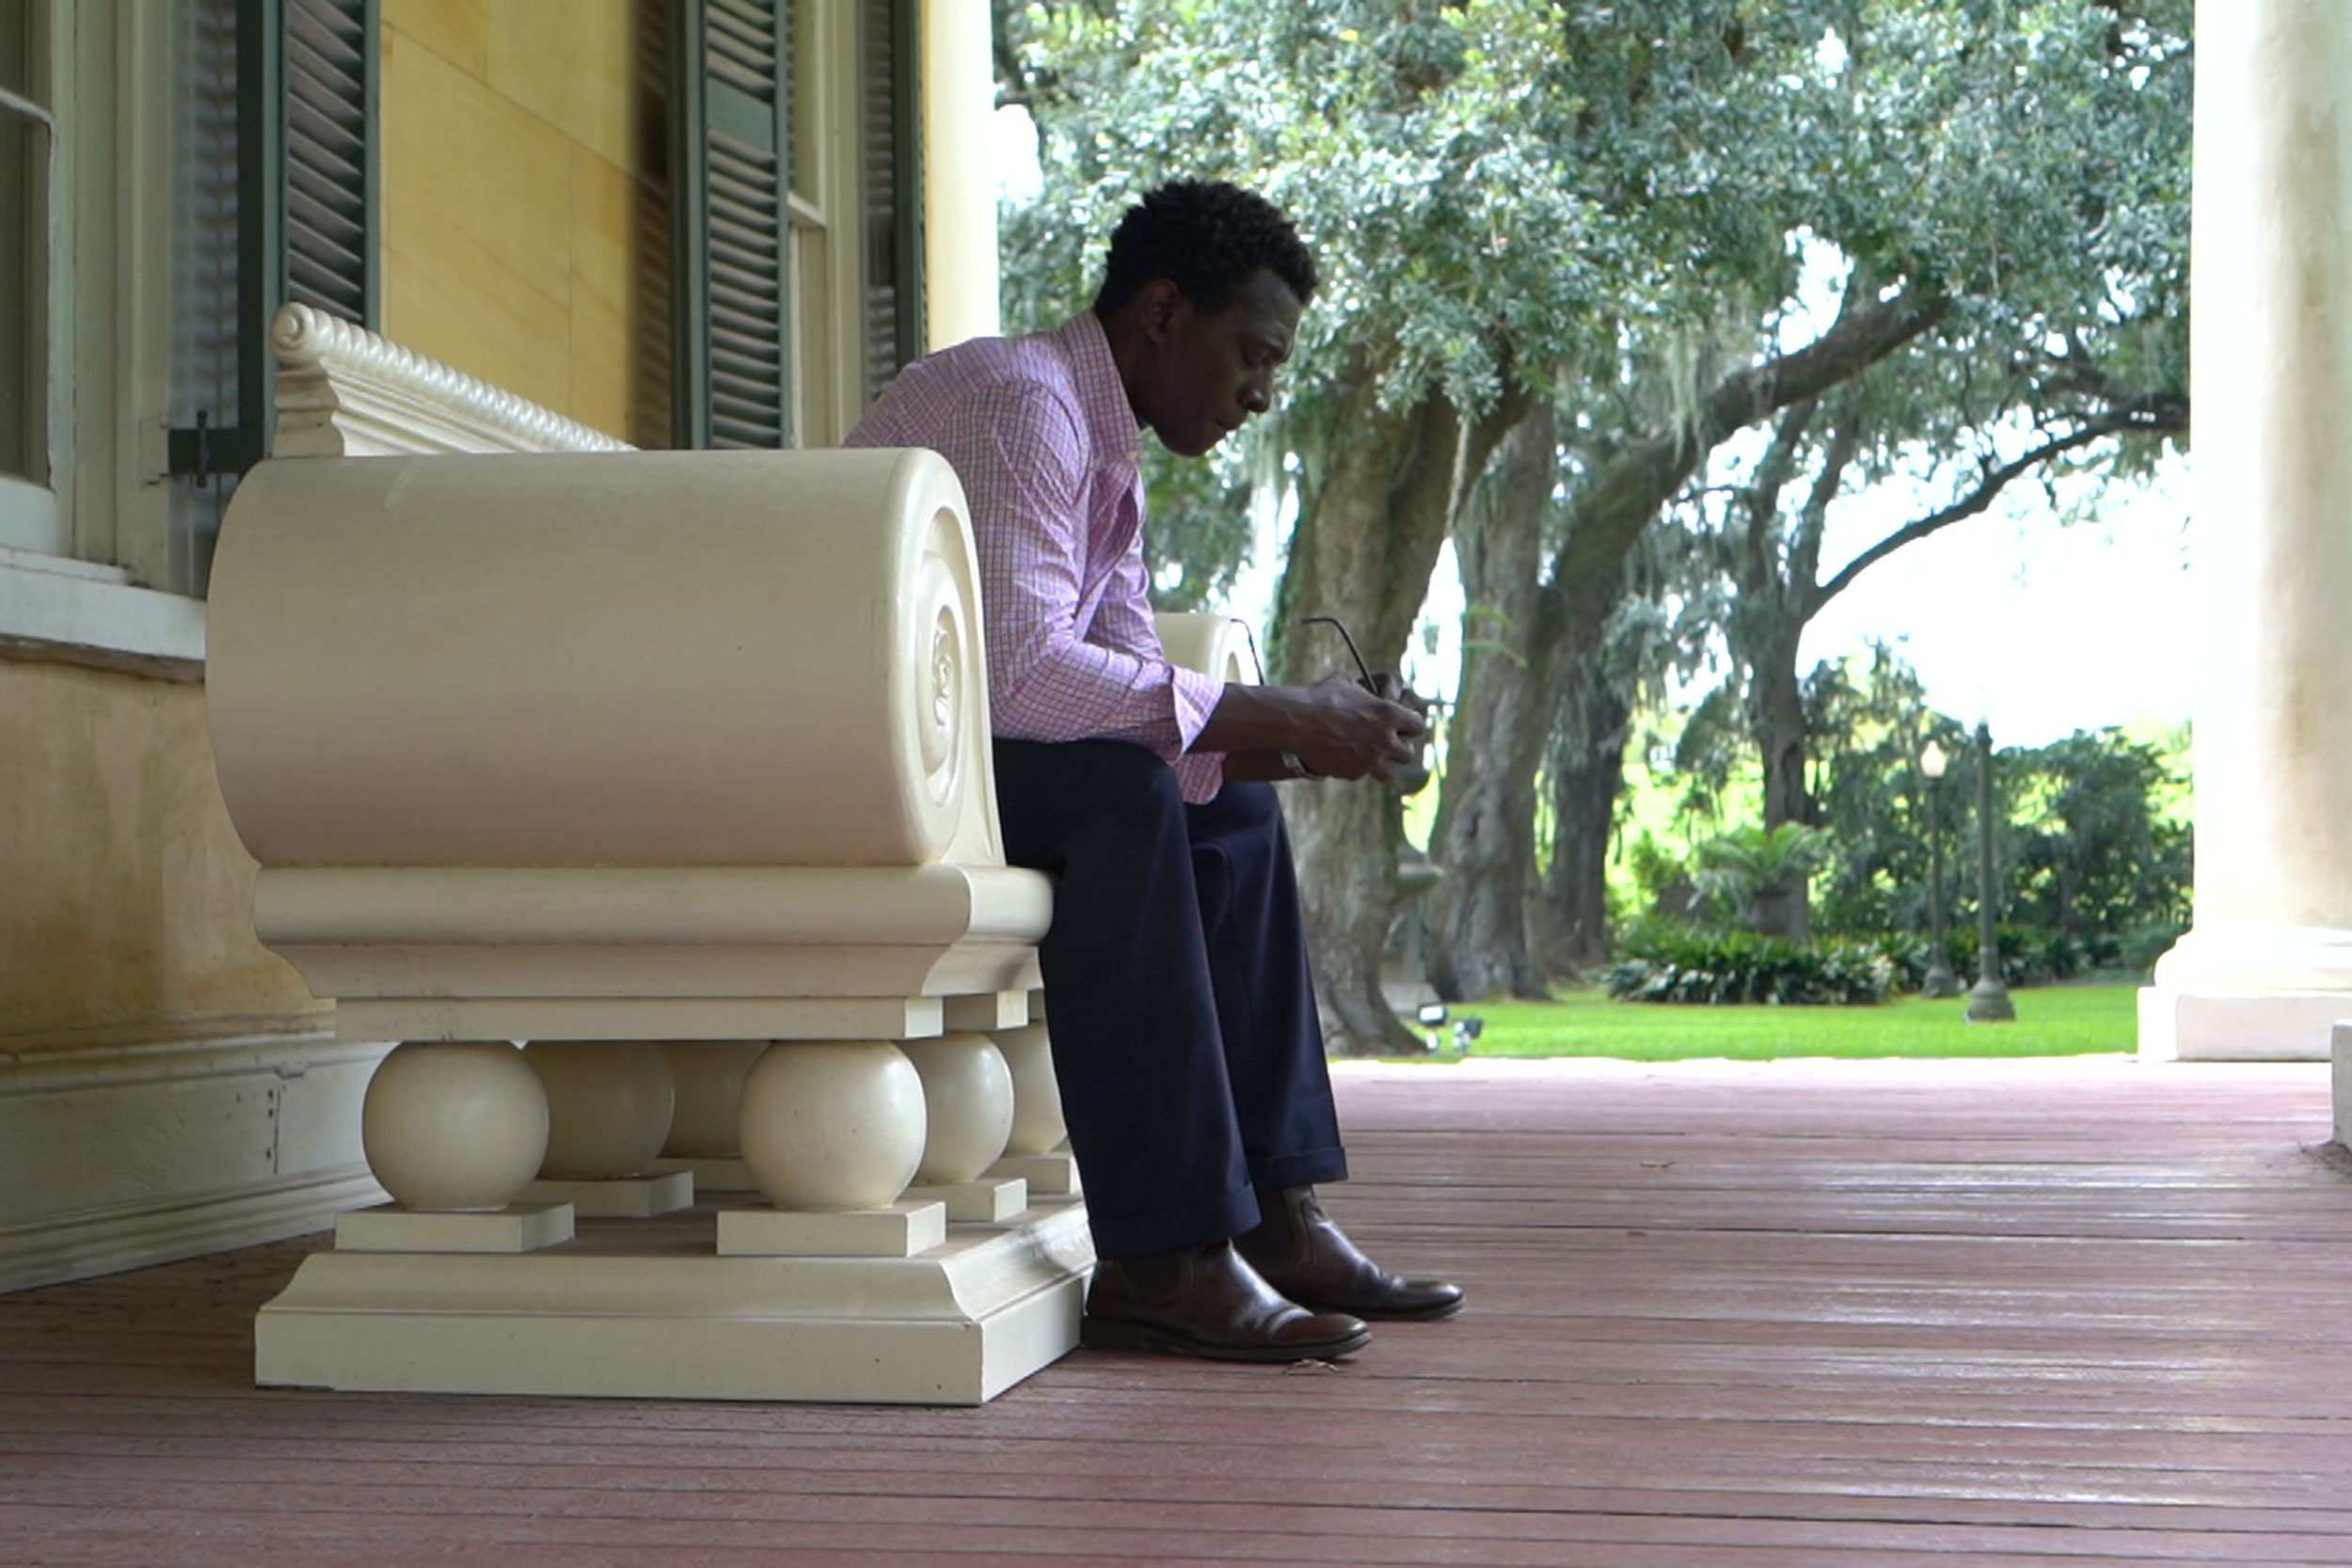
[2137,988,2349,1061]
[257,1196,1094,1405]
[2140,925,2352,1060]
[2333,1024,2352,1146]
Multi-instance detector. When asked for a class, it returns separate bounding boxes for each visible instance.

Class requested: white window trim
[0,544,204,677]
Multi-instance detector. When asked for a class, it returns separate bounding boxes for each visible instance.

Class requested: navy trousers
[991,738,1348,1259]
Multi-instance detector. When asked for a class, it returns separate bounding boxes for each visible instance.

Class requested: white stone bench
[206,307,1248,1404]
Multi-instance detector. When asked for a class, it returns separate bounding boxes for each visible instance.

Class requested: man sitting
[848,179,1462,1362]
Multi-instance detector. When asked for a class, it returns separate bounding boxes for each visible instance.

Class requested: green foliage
[1603,923,1899,1006]
[2004,731,2193,937]
[999,0,2190,605]
[1692,821,1834,927]
[1616,645,2189,967]
[1623,830,1694,918]
[1796,646,2190,948]
[1882,924,2112,989]
[999,2,2192,1006]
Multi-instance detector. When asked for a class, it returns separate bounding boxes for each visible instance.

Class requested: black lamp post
[1964,721,2016,1022]
[1919,738,1960,998]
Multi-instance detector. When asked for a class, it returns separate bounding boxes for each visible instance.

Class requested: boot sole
[1331,1296,1465,1323]
[1079,1316,1373,1364]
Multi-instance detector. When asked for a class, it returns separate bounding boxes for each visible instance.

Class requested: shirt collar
[1054,309,1142,471]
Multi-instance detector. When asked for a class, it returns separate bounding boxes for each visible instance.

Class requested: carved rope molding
[267,303,636,459]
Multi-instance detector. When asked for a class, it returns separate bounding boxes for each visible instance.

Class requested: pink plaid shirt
[846,311,1228,802]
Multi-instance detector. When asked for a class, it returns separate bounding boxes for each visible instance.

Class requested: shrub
[2115,918,2186,976]
[1603,925,1899,1006]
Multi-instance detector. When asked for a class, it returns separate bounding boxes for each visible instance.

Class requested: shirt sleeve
[923,379,1223,778]
[1086,506,1228,802]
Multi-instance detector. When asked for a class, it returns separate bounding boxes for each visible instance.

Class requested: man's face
[1135,268,1304,458]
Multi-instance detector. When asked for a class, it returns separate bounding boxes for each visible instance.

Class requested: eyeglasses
[1236,614,1376,690]
[1298,615,1375,689]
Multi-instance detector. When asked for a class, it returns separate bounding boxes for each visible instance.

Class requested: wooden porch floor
[7,1055,2352,1566]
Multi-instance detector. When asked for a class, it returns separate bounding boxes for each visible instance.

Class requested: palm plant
[1693,822,1835,941]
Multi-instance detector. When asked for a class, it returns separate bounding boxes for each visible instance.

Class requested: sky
[1800,459,2195,747]
[992,108,2198,751]
[1230,465,2198,753]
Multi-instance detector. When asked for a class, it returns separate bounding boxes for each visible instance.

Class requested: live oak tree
[1506,2,2187,964]
[997,0,2189,1038]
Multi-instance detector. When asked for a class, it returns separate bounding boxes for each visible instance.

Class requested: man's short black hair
[1092,180,1318,317]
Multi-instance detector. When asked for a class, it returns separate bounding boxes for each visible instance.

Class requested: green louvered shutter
[281,0,378,326]
[170,0,377,487]
[673,0,791,450]
[861,0,923,401]
[168,0,377,591]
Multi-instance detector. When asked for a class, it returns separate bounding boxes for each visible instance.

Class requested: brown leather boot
[1234,1184,1465,1321]
[1080,1240,1372,1363]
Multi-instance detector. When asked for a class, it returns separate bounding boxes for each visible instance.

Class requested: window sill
[0,546,205,681]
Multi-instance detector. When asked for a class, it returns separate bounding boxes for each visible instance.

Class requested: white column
[2143,0,2352,1060]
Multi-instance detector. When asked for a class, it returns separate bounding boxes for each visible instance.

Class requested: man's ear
[1136,278,1187,345]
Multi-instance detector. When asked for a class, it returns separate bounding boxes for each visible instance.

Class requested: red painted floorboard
[5,1056,2350,1565]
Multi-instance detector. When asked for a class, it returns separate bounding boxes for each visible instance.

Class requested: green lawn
[1404,981,2141,1062]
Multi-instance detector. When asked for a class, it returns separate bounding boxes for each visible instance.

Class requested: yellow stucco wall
[0,661,326,1052]
[380,0,662,446]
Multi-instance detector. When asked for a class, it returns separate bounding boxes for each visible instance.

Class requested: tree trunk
[1282,293,1947,1034]
[1756,647,1810,832]
[1747,616,1812,942]
[1722,399,1837,942]
[1276,374,1533,1055]
[1427,405,1559,1003]
[1533,584,1631,976]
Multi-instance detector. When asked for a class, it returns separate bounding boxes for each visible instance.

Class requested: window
[859,0,921,405]
[1,0,62,555]
[671,0,921,451]
[166,0,377,592]
[0,0,374,609]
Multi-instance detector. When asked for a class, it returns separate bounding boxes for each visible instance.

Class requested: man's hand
[1370,671,1429,718]
[1193,671,1431,782]
[1289,672,1428,781]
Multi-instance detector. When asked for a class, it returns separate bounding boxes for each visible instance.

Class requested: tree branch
[1557,288,1951,615]
[1814,403,2178,609]
[1746,401,1818,531]
[1788,396,1866,611]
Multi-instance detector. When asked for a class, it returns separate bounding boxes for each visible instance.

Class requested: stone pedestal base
[905,1177,1029,1224]
[523,1171,694,1217]
[717,1200,948,1258]
[2137,988,2346,1062]
[257,1196,1093,1405]
[649,1155,756,1192]
[989,1153,1080,1196]
[334,1202,575,1254]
